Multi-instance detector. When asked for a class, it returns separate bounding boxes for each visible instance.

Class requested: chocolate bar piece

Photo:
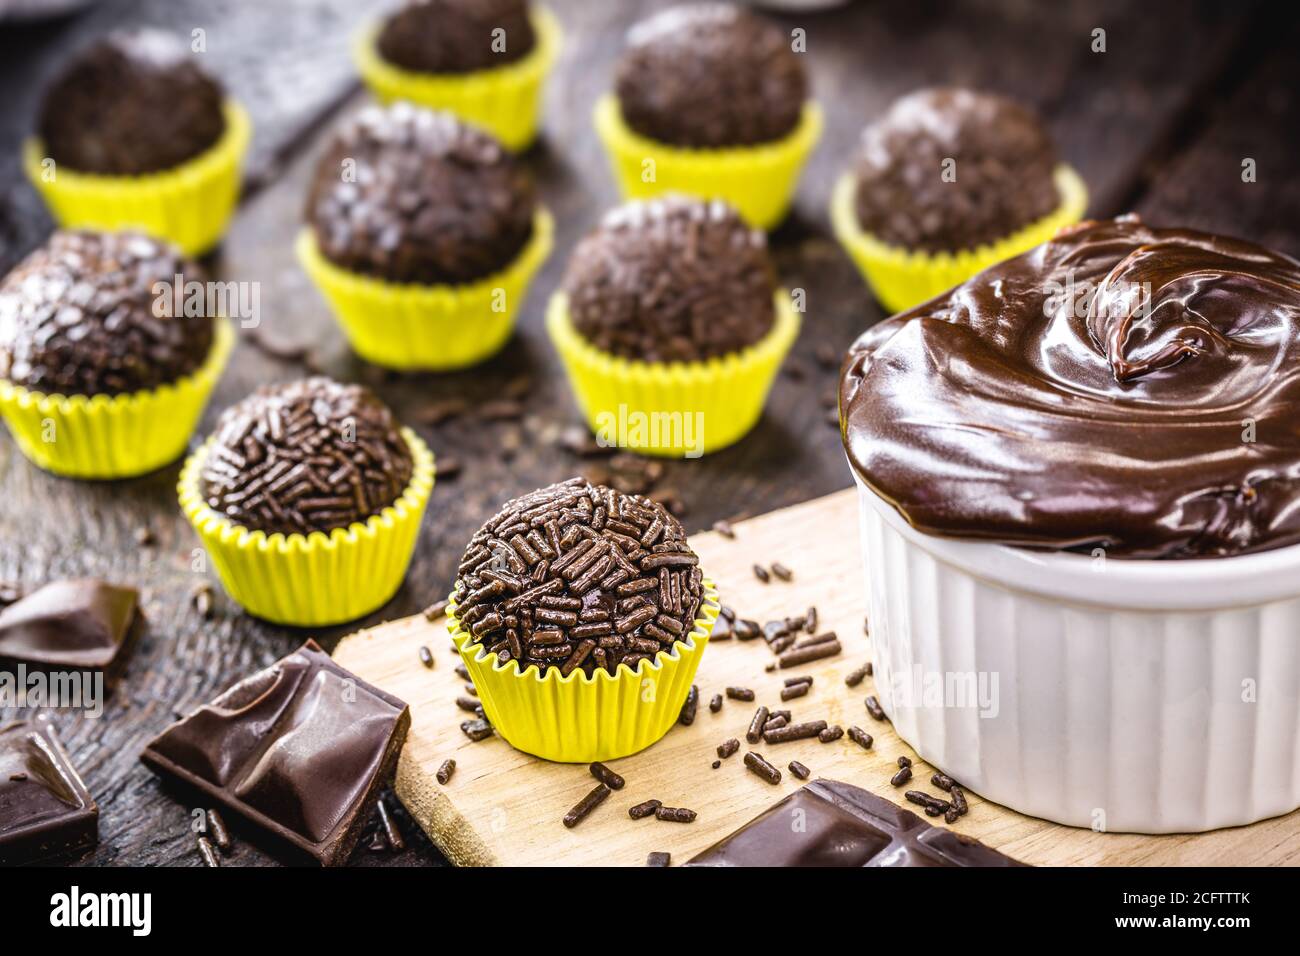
[686,778,1026,867]
[0,579,141,679]
[0,715,99,865]
[141,640,409,866]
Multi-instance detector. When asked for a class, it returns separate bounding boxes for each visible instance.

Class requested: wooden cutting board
[333,488,1300,866]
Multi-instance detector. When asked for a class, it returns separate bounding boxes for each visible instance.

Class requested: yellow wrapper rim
[449,584,720,763]
[593,94,823,229]
[353,5,562,150]
[297,207,554,370]
[177,428,435,626]
[23,101,252,256]
[831,164,1089,314]
[0,319,233,479]
[546,290,800,456]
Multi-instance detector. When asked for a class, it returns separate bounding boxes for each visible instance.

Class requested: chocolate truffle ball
[0,230,213,397]
[198,377,414,537]
[377,0,536,74]
[37,29,226,176]
[853,88,1061,253]
[304,103,536,285]
[615,3,808,148]
[453,477,705,677]
[563,196,777,362]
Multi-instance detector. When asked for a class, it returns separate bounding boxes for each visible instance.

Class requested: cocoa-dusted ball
[615,3,807,148]
[453,477,706,677]
[0,230,213,397]
[38,29,226,175]
[563,195,777,362]
[304,103,536,284]
[198,377,414,537]
[853,87,1061,253]
[376,0,537,74]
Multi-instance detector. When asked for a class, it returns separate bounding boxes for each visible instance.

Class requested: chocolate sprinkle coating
[563,196,777,362]
[198,377,414,537]
[453,477,706,678]
[0,230,213,397]
[305,102,536,285]
[853,87,1060,253]
[615,4,807,148]
[38,29,226,176]
[377,0,536,74]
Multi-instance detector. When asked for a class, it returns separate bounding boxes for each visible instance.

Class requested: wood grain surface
[0,0,1297,866]
[333,489,1300,867]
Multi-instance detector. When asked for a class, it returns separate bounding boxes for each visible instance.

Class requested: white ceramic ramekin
[854,475,1300,834]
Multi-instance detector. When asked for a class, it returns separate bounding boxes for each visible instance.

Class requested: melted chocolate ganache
[840,215,1300,559]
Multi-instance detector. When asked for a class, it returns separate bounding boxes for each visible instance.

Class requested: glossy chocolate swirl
[840,216,1300,559]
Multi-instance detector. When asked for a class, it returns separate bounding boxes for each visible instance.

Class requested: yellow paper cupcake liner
[831,164,1089,314]
[297,208,554,371]
[0,320,233,480]
[450,583,719,762]
[178,429,435,627]
[353,5,562,151]
[23,101,252,257]
[593,94,823,230]
[547,291,800,457]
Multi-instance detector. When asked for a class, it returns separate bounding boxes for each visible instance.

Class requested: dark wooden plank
[0,0,1276,866]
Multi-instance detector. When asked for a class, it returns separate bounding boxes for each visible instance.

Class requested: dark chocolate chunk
[646,850,671,867]
[38,29,225,175]
[376,0,536,74]
[853,87,1059,253]
[563,196,776,362]
[452,478,706,678]
[616,4,807,148]
[198,377,414,537]
[305,103,535,284]
[0,231,214,397]
[0,579,141,680]
[686,779,1026,867]
[140,640,410,866]
[0,716,98,865]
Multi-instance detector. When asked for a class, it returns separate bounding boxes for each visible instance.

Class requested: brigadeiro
[24,29,251,255]
[830,86,1087,312]
[179,376,434,626]
[0,230,231,479]
[355,0,561,150]
[297,102,552,369]
[448,477,720,762]
[594,3,822,228]
[548,195,799,455]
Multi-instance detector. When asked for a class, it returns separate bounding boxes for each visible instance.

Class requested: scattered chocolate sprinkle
[435,457,462,481]
[804,606,817,634]
[423,599,449,621]
[190,583,214,619]
[847,726,874,750]
[418,645,434,669]
[763,715,788,733]
[752,564,770,583]
[646,851,671,867]
[845,663,871,687]
[418,398,468,426]
[460,718,493,742]
[865,696,887,721]
[678,684,699,726]
[726,687,755,702]
[589,762,625,790]
[891,766,913,787]
[717,738,740,759]
[780,681,811,702]
[629,799,662,820]
[712,519,735,539]
[763,720,827,744]
[733,619,760,641]
[377,798,405,851]
[711,760,721,769]
[905,791,952,817]
[788,760,811,780]
[898,756,913,769]
[778,637,841,669]
[818,725,843,743]
[197,835,220,868]
[455,696,481,714]
[770,562,793,582]
[709,693,723,713]
[932,773,956,792]
[655,806,696,823]
[206,807,231,853]
[436,760,456,785]
[744,751,781,785]
[951,785,969,817]
[746,706,769,744]
[563,784,611,828]
[454,663,470,681]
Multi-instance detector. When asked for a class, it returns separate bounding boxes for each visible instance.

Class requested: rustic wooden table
[0,0,1296,867]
